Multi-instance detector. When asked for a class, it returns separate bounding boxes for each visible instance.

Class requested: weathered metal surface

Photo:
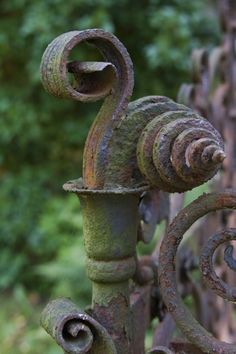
[200,228,236,301]
[40,9,228,354]
[130,285,152,354]
[41,298,117,353]
[152,313,175,349]
[136,104,224,192]
[41,31,224,193]
[159,191,236,353]
[41,29,134,190]
[170,339,204,354]
[64,179,141,354]
[224,244,236,270]
[176,0,236,349]
[138,190,169,244]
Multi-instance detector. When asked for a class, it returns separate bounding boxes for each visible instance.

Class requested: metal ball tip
[212,149,226,163]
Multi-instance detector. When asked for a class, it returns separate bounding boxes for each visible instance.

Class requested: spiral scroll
[40,26,231,354]
[41,29,134,189]
[159,190,236,353]
[137,105,225,192]
[41,30,225,193]
[41,298,117,354]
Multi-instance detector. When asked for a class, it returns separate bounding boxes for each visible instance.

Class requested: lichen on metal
[41,298,117,354]
[40,7,230,353]
[41,29,224,193]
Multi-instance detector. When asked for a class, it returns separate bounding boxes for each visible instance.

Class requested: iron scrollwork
[39,3,234,352]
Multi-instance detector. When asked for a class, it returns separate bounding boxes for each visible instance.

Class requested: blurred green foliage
[0,285,62,353]
[1,0,219,315]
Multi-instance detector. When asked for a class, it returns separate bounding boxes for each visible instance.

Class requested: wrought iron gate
[39,1,236,353]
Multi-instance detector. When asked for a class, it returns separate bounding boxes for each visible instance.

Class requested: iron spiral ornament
[41,298,117,354]
[136,103,225,192]
[159,190,236,354]
[41,29,225,193]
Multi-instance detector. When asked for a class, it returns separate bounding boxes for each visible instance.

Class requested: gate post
[63,182,143,353]
[40,28,225,354]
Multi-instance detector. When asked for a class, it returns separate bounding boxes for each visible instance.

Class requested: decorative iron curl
[200,228,236,302]
[41,30,225,193]
[137,105,225,192]
[40,29,134,189]
[159,190,236,354]
[41,298,117,354]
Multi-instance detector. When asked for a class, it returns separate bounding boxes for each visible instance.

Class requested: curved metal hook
[159,190,236,354]
[41,29,134,189]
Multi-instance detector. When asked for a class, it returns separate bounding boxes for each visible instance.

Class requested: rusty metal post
[40,27,226,354]
[63,181,143,353]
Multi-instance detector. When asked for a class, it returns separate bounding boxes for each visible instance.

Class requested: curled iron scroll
[41,29,225,193]
[40,29,133,102]
[159,190,236,354]
[41,298,117,354]
[40,29,134,189]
